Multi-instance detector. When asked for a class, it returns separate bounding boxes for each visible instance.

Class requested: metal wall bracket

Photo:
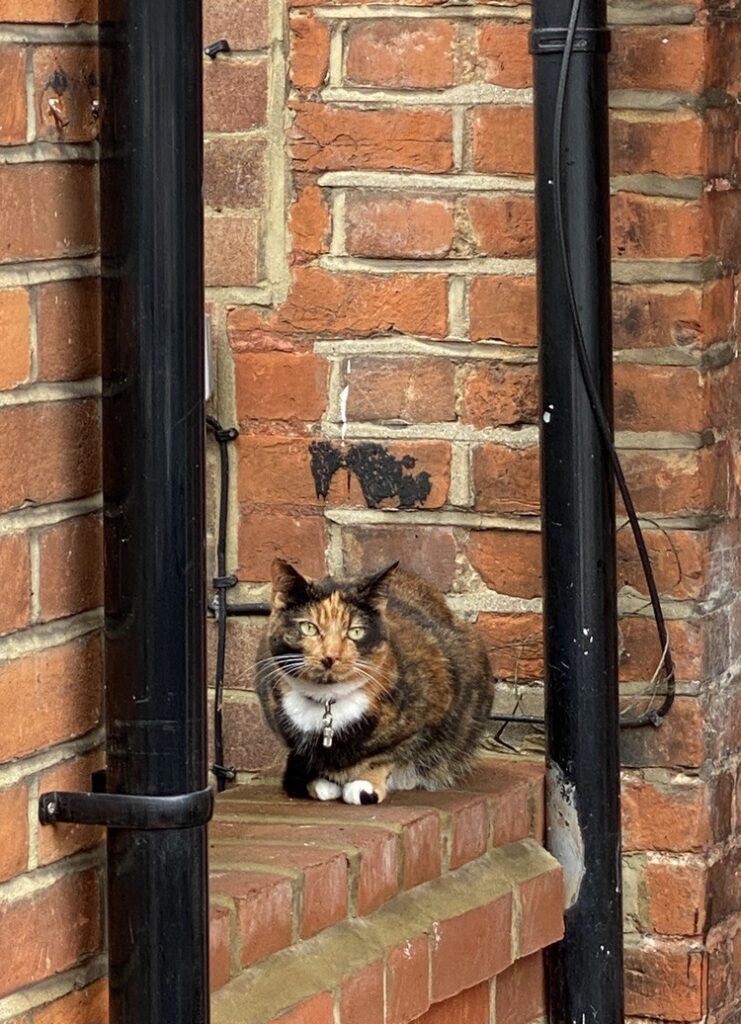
[530,27,611,54]
[39,784,214,830]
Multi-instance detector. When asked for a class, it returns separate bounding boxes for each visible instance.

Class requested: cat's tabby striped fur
[255,559,493,805]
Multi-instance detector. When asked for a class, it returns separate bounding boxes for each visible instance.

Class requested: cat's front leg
[307,778,342,801]
[341,762,393,805]
[282,751,312,799]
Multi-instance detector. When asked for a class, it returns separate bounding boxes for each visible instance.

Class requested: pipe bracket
[530,27,611,54]
[38,784,214,830]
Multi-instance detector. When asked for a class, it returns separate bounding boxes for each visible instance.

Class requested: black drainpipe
[532,0,624,1020]
[39,2,211,1023]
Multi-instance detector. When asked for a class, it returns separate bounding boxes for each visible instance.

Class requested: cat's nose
[322,656,334,669]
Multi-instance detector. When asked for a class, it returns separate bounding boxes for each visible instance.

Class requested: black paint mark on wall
[309,441,432,509]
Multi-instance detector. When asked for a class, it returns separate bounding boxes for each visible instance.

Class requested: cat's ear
[271,559,310,610]
[356,561,399,607]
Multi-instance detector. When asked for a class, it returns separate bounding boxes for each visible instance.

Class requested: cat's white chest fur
[281,688,369,736]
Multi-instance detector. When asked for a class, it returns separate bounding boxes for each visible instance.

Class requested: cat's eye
[348,625,366,641]
[299,621,319,637]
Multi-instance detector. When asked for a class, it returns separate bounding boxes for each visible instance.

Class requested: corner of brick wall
[0,2,105,1022]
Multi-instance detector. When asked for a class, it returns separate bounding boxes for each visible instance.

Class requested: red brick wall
[203,0,740,1022]
[0,2,105,1021]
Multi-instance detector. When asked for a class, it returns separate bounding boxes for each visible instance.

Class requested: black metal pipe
[100,1,210,1022]
[532,0,624,1021]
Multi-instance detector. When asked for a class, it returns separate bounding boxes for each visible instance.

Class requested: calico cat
[255,558,493,805]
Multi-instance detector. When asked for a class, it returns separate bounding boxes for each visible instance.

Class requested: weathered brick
[431,895,513,1002]
[0,1,96,21]
[472,107,533,175]
[211,871,293,966]
[33,46,99,143]
[614,364,709,433]
[387,937,430,1024]
[205,213,259,287]
[341,961,384,1024]
[402,810,442,889]
[620,446,730,517]
[0,47,26,145]
[36,278,101,381]
[235,351,328,422]
[416,982,490,1024]
[610,27,706,93]
[0,635,102,765]
[290,14,330,91]
[38,513,103,623]
[619,697,706,771]
[0,534,31,635]
[476,612,543,682]
[619,614,717,686]
[622,777,711,853]
[345,194,454,259]
[613,279,736,351]
[0,289,31,390]
[0,783,28,883]
[469,530,541,599]
[289,183,331,258]
[0,164,97,263]
[467,195,535,259]
[0,400,101,514]
[495,952,546,1024]
[37,750,104,867]
[343,357,456,422]
[472,444,540,514]
[0,870,100,998]
[612,194,705,261]
[469,277,537,346]
[617,526,712,602]
[204,137,266,210]
[238,513,327,582]
[203,58,268,132]
[461,363,538,428]
[274,993,334,1024]
[204,0,270,51]
[221,701,284,773]
[645,860,707,936]
[518,865,564,957]
[610,111,704,177]
[345,20,455,88]
[209,904,232,993]
[291,104,453,173]
[27,978,107,1024]
[624,941,705,1021]
[342,525,458,591]
[478,23,531,88]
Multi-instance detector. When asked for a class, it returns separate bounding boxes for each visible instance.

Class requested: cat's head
[266,558,399,696]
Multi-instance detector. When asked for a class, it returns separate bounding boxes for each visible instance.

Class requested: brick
[235,351,328,422]
[479,23,531,88]
[461,364,538,429]
[469,530,541,599]
[0,534,31,635]
[289,183,330,258]
[345,194,454,259]
[0,783,28,883]
[624,941,705,1021]
[36,278,101,381]
[203,58,268,132]
[437,794,488,870]
[610,27,706,93]
[0,1,96,21]
[229,267,448,341]
[645,860,707,936]
[476,612,543,682]
[706,917,741,1017]
[622,777,712,853]
[0,636,102,764]
[28,979,107,1024]
[203,0,270,51]
[472,107,533,175]
[402,811,442,889]
[341,961,384,1024]
[37,751,104,867]
[619,697,706,771]
[210,904,232,993]
[387,937,430,1024]
[274,993,334,1024]
[211,871,293,966]
[518,865,564,957]
[221,701,284,773]
[613,280,736,351]
[612,194,704,261]
[469,277,537,346]
[343,357,456,422]
[0,398,98,517]
[0,289,31,390]
[472,444,540,514]
[615,364,709,433]
[204,137,266,210]
[238,513,327,582]
[417,982,490,1024]
[33,46,99,143]
[431,895,513,1002]
[468,195,535,259]
[38,513,103,623]
[345,20,455,88]
[610,111,704,177]
[616,527,711,602]
[707,845,741,929]
[0,164,97,263]
[495,952,546,1024]
[620,446,730,517]
[290,104,453,173]
[290,14,330,91]
[207,614,264,691]
[205,213,258,286]
[0,870,100,998]
[0,47,26,145]
[342,525,457,592]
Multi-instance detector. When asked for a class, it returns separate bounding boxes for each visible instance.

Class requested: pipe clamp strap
[530,27,611,54]
[38,785,214,830]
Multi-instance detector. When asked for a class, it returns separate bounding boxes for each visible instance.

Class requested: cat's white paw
[342,780,380,805]
[307,778,342,801]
